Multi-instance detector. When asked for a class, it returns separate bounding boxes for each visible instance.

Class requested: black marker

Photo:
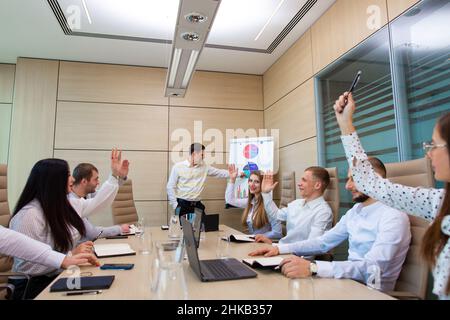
[339,70,362,113]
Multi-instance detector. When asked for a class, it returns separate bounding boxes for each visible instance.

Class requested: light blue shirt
[262,194,332,244]
[278,201,411,292]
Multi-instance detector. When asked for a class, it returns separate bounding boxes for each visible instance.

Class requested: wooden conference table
[36,225,394,300]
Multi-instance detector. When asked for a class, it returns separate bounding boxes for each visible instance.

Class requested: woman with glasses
[334,91,449,300]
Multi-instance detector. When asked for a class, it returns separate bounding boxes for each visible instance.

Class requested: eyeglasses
[422,141,447,154]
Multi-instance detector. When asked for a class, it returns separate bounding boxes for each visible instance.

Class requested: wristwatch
[309,261,318,276]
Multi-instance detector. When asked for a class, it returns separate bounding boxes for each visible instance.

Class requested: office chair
[111,179,139,225]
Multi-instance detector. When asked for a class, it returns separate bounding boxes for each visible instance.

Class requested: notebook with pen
[94,243,136,258]
[50,275,115,292]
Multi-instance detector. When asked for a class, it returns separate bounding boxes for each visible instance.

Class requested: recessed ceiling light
[181,32,200,41]
[185,13,207,23]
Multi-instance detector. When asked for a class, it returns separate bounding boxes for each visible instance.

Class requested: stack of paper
[222,234,256,243]
[94,243,136,258]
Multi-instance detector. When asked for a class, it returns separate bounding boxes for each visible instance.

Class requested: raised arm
[69,149,130,218]
[335,92,443,222]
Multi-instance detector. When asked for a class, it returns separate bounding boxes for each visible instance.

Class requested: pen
[93,230,103,242]
[65,290,102,296]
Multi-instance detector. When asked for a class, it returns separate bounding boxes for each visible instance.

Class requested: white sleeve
[207,166,229,178]
[261,192,288,221]
[225,182,248,208]
[166,165,179,210]
[69,175,120,218]
[0,226,65,269]
[81,218,121,241]
[341,132,443,222]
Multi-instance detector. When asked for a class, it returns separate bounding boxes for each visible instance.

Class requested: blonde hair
[241,171,269,230]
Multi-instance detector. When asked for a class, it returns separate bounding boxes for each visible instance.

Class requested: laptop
[180,217,257,282]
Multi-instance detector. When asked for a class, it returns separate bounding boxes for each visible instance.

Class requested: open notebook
[94,243,136,258]
[222,234,255,243]
[242,257,284,269]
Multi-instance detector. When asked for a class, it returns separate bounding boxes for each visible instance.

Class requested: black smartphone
[100,263,134,270]
[105,235,128,239]
[348,70,362,93]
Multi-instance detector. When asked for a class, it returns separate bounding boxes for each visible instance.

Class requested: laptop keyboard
[203,260,239,279]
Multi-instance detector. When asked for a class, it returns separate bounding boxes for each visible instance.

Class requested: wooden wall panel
[170,71,263,110]
[55,102,168,150]
[0,104,11,164]
[264,79,316,148]
[169,107,263,153]
[311,0,388,74]
[263,30,313,108]
[58,61,168,105]
[0,64,15,103]
[387,0,420,21]
[8,58,59,207]
[54,150,168,201]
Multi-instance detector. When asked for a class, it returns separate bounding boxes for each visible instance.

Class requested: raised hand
[334,92,356,135]
[111,148,130,178]
[227,164,238,183]
[261,171,278,193]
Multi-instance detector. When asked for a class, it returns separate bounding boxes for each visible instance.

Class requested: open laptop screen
[180,216,203,279]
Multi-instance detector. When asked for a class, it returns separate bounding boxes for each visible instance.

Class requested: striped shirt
[167,160,229,209]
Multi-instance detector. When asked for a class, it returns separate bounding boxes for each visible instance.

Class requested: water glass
[288,278,315,300]
[137,230,152,255]
[216,232,229,259]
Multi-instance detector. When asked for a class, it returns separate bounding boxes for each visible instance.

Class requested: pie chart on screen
[243,144,259,159]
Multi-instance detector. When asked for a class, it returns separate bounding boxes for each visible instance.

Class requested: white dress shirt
[342,132,450,299]
[166,160,229,209]
[225,182,282,238]
[0,226,65,269]
[262,193,333,244]
[68,192,121,240]
[278,201,411,292]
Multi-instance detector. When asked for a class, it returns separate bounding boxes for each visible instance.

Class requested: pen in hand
[92,230,103,242]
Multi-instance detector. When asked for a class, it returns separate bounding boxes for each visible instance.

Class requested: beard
[353,193,370,203]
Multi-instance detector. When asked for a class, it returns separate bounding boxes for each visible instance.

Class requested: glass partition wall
[315,0,450,260]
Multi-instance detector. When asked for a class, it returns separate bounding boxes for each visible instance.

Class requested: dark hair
[368,157,387,178]
[72,163,98,185]
[422,113,450,294]
[13,159,86,253]
[190,143,205,155]
[305,166,330,192]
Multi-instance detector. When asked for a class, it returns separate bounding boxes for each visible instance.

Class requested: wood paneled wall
[8,59,263,228]
[0,64,15,164]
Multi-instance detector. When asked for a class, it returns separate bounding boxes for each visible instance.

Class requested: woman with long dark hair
[225,165,282,239]
[334,92,449,300]
[9,149,129,299]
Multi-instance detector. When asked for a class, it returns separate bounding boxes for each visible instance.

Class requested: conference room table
[36,225,394,300]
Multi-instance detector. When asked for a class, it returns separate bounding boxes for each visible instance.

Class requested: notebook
[181,217,257,282]
[94,243,136,258]
[223,234,256,243]
[50,275,115,292]
[242,257,284,269]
